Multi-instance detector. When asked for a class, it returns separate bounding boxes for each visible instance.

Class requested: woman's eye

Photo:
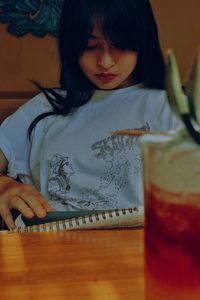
[85,45,98,51]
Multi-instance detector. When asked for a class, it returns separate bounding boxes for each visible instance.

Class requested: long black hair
[29,0,165,135]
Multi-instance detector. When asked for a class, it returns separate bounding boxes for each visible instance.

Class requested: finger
[10,196,34,219]
[38,198,56,212]
[19,192,47,218]
[0,208,16,230]
[21,189,56,214]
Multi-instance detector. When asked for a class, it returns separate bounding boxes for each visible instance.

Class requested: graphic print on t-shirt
[47,123,150,210]
[47,154,74,200]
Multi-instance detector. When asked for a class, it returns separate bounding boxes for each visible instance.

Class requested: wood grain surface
[0,229,144,300]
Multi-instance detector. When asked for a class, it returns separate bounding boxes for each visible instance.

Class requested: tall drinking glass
[141,129,200,300]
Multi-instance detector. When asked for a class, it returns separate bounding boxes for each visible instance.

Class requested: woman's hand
[0,176,55,229]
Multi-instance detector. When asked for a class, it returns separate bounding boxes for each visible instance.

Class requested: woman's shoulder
[133,85,166,98]
[1,93,52,128]
[16,91,57,123]
[127,86,179,124]
[132,85,168,106]
[21,88,66,115]
[0,92,56,129]
[121,84,168,107]
[21,92,53,112]
[119,84,167,101]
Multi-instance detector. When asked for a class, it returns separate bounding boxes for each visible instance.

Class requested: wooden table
[0,229,144,300]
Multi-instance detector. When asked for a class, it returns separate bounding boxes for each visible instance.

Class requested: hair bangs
[101,17,139,52]
[91,0,140,51]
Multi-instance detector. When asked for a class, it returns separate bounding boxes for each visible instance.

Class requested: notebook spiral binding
[10,207,144,233]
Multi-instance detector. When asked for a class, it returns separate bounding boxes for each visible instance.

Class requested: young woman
[0,0,179,229]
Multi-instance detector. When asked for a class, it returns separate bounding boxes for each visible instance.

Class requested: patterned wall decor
[0,0,64,37]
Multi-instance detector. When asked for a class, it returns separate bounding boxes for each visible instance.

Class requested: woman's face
[78,21,138,90]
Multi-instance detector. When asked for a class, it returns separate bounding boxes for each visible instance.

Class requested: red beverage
[140,129,200,299]
[145,182,200,300]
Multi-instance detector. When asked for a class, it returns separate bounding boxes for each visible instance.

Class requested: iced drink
[141,129,200,300]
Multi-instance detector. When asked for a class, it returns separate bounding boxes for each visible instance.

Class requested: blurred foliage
[0,0,64,37]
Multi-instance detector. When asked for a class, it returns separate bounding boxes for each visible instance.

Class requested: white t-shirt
[0,84,179,211]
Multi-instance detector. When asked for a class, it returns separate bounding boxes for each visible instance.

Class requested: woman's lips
[96,73,117,83]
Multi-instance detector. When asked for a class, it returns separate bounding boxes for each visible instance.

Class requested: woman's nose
[97,51,116,70]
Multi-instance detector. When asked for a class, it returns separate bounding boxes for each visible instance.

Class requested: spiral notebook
[5,207,144,233]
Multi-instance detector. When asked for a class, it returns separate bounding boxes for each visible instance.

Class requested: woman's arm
[0,149,55,229]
